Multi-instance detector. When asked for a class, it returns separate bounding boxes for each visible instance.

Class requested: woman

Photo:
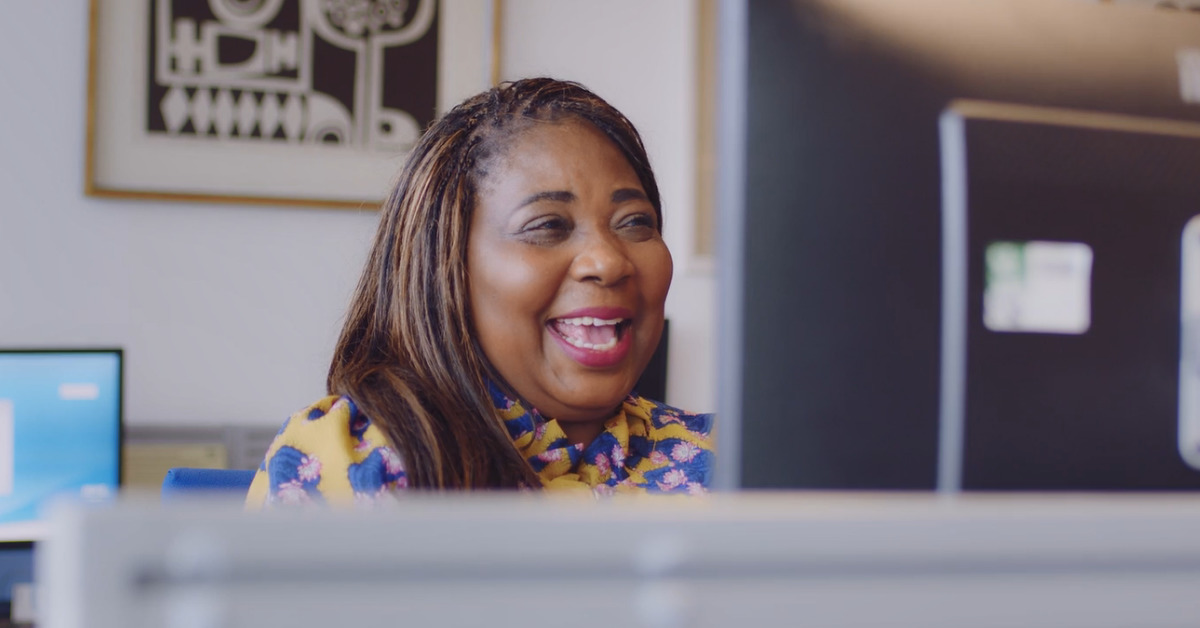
[246,78,713,505]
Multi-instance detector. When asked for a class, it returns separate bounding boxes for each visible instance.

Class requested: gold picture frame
[86,0,501,209]
[694,0,718,259]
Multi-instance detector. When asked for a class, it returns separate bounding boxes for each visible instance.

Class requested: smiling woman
[245,79,714,502]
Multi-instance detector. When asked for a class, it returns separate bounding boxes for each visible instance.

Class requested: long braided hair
[327,78,663,489]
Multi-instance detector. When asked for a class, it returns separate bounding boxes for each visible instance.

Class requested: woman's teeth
[552,317,626,351]
[557,316,624,326]
[564,335,618,351]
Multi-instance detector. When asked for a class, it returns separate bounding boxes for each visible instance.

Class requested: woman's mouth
[547,314,634,367]
[550,316,631,350]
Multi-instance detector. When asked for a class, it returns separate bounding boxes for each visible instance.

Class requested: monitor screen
[0,349,122,540]
[716,0,1200,490]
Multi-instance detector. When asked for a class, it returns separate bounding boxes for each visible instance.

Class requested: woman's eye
[518,216,571,243]
[619,213,659,235]
[527,216,568,231]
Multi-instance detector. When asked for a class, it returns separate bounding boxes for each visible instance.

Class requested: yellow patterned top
[246,385,714,506]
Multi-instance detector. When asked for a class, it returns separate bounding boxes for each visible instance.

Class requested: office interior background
[1,1,718,485]
[3,0,1197,483]
[9,0,1200,625]
[2,0,1198,484]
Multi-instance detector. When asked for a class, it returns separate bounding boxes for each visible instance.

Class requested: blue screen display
[0,351,121,526]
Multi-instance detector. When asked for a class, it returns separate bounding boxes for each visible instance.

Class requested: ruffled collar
[488,382,653,494]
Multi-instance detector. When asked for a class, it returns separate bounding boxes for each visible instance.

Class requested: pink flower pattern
[354,491,381,508]
[593,453,611,476]
[297,455,322,482]
[611,444,627,469]
[537,448,565,463]
[354,489,399,509]
[656,468,688,490]
[671,442,700,463]
[273,479,310,505]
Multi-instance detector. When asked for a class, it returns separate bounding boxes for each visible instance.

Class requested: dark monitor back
[941,104,1200,490]
[732,0,1200,489]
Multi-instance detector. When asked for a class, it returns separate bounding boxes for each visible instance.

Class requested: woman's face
[467,118,672,442]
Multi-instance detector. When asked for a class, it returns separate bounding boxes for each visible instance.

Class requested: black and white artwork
[88,0,493,206]
[149,0,437,153]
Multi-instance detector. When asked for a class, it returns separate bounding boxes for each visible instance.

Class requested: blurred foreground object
[40,493,1200,627]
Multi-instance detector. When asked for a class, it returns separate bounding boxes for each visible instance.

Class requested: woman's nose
[570,232,635,286]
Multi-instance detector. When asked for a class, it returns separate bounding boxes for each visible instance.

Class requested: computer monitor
[715,0,1200,490]
[0,349,123,539]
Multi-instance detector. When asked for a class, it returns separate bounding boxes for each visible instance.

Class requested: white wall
[0,1,715,427]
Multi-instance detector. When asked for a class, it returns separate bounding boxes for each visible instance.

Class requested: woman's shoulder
[245,396,408,508]
[286,394,367,435]
[265,395,370,450]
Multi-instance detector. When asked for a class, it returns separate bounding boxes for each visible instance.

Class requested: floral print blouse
[244,384,715,506]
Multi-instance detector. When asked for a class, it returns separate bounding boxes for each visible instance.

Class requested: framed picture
[693,0,717,262]
[86,0,500,208]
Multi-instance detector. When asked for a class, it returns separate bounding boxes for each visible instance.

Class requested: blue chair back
[161,467,255,501]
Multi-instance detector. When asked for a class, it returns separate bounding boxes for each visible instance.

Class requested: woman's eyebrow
[612,188,648,203]
[515,190,574,209]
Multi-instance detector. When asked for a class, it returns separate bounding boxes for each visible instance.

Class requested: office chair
[160,467,255,500]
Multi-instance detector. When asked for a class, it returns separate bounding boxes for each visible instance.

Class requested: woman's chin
[534,386,633,424]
